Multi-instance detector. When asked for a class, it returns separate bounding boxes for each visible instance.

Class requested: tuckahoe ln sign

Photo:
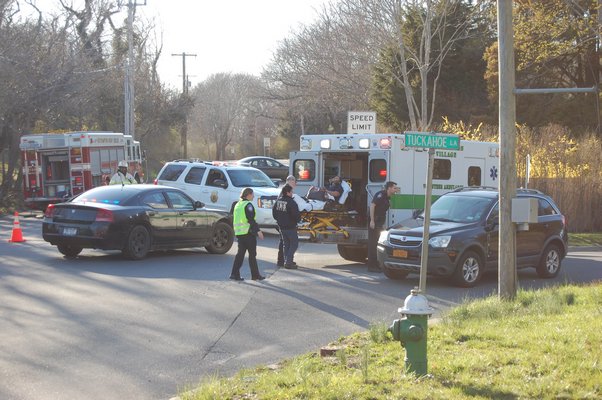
[404,131,460,150]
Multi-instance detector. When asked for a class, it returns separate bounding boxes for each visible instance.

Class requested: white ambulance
[289,133,500,262]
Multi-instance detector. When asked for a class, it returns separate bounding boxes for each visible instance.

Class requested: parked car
[377,187,568,287]
[237,156,289,181]
[155,160,280,227]
[42,184,234,260]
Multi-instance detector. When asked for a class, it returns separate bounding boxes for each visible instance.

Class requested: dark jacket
[272,195,301,229]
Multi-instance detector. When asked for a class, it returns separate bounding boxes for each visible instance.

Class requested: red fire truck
[19,131,143,210]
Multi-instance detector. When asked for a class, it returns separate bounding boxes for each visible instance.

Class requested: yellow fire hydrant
[389,289,433,376]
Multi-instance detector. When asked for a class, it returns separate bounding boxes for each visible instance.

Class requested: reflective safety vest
[233,199,253,236]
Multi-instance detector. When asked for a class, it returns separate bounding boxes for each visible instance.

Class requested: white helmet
[118,161,128,168]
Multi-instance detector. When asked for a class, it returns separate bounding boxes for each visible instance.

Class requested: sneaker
[229,276,244,281]
[252,275,266,281]
[277,262,284,267]
[284,263,298,270]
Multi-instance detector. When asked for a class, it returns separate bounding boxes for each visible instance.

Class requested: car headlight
[378,230,389,245]
[428,235,451,248]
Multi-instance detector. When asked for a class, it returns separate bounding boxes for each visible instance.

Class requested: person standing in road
[277,175,311,267]
[109,161,137,185]
[273,184,301,269]
[367,181,399,272]
[230,188,265,281]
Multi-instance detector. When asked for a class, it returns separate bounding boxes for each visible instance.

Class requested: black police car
[377,187,568,287]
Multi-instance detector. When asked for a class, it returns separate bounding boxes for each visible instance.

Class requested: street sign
[404,132,460,150]
[347,111,376,134]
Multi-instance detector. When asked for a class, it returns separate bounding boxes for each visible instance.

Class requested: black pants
[230,234,261,279]
[367,221,384,268]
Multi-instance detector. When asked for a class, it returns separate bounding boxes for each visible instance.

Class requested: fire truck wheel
[58,245,82,259]
[122,225,151,260]
[205,221,234,254]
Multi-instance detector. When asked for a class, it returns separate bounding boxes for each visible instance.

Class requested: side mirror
[412,209,423,219]
[194,200,205,209]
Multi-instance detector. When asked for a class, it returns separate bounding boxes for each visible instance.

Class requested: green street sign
[404,132,460,150]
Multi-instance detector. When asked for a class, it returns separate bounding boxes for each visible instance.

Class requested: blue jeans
[279,228,299,265]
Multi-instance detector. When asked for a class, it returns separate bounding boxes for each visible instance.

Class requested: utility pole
[124,0,146,140]
[171,52,197,94]
[497,0,518,300]
[171,52,197,158]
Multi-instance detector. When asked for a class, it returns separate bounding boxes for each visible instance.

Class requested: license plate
[62,227,77,236]
[393,249,408,258]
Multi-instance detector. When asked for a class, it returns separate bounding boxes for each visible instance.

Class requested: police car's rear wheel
[206,221,234,254]
[122,225,151,260]
[58,244,82,259]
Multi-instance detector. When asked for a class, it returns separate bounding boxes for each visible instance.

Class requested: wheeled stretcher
[297,207,358,240]
[296,180,357,241]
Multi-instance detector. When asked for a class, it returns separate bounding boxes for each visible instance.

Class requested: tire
[536,244,562,278]
[453,250,483,287]
[122,225,151,260]
[57,244,82,258]
[382,265,409,280]
[337,245,367,263]
[205,221,234,254]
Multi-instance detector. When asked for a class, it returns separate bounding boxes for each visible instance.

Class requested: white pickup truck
[155,160,280,227]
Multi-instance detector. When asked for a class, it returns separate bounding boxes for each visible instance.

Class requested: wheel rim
[212,227,228,250]
[131,228,149,256]
[463,257,480,283]
[545,249,560,274]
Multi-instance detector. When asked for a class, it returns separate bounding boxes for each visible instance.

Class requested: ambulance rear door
[289,151,321,197]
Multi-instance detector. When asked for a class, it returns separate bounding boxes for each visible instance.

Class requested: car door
[165,190,208,245]
[199,168,230,212]
[484,202,499,268]
[140,191,178,245]
[515,195,548,266]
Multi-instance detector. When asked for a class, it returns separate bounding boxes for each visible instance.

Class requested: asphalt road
[1,214,601,400]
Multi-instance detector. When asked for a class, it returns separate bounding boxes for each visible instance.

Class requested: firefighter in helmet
[110,161,137,185]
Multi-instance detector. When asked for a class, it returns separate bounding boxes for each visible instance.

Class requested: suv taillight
[44,204,55,218]
[95,209,114,222]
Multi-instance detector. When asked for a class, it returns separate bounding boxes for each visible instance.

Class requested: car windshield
[72,186,138,205]
[422,195,495,223]
[227,169,277,188]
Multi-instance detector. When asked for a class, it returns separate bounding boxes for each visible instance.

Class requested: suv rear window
[158,164,186,181]
[184,166,206,185]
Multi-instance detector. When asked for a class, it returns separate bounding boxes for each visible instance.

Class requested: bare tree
[189,73,258,160]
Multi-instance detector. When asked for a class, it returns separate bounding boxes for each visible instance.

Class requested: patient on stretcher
[302,179,352,211]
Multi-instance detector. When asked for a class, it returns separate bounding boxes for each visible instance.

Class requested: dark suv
[376,188,568,287]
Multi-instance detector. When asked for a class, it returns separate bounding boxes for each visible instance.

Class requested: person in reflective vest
[229,187,265,281]
[110,160,137,185]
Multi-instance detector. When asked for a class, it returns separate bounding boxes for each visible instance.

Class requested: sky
[138,0,329,90]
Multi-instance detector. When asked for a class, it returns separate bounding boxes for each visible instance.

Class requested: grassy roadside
[179,283,602,400]
[570,232,602,247]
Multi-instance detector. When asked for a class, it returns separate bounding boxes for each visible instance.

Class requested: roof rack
[517,188,544,195]
[171,159,209,164]
[451,186,498,192]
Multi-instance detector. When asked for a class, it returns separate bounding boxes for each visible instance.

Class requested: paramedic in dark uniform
[273,184,301,269]
[367,181,399,272]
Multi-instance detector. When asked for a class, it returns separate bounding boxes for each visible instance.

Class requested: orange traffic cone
[8,211,26,243]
